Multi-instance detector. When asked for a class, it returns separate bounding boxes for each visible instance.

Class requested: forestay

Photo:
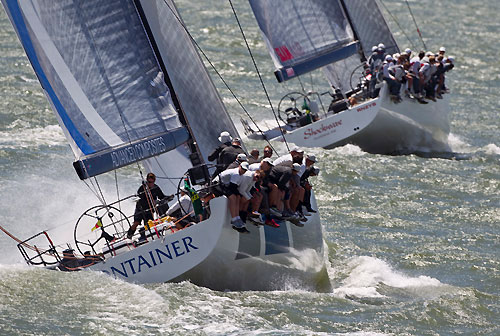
[249,0,358,82]
[2,0,190,179]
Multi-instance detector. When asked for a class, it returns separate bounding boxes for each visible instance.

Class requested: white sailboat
[243,0,451,155]
[2,0,326,291]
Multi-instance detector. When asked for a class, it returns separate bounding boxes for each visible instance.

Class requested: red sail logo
[275,45,293,62]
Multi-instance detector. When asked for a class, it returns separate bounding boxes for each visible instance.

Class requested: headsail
[341,0,399,58]
[2,0,190,179]
[323,0,400,91]
[138,0,239,164]
[249,0,358,82]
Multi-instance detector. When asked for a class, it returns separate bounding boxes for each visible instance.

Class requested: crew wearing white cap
[208,131,232,168]
[273,146,304,167]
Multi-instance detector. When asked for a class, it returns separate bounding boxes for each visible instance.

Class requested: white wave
[333,256,442,299]
[0,122,66,148]
[331,144,366,156]
[447,133,474,153]
[483,143,500,155]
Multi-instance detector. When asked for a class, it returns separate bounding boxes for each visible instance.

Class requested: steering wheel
[74,205,130,256]
[277,92,311,124]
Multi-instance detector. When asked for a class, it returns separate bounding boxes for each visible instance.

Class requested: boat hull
[335,85,451,154]
[89,195,327,291]
[251,85,451,155]
[283,97,380,149]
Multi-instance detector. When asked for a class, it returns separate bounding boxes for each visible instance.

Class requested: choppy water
[0,0,499,335]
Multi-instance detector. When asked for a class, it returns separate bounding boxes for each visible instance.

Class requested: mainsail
[2,0,238,181]
[249,0,400,90]
[249,0,358,82]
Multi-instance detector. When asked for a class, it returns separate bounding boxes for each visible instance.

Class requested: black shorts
[134,207,154,223]
[225,182,240,196]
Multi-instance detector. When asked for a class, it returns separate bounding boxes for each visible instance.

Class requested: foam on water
[333,256,443,299]
[447,132,474,153]
[0,121,65,148]
[483,143,500,155]
[331,144,366,157]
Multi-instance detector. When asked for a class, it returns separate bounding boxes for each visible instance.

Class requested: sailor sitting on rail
[212,162,249,233]
[238,169,265,225]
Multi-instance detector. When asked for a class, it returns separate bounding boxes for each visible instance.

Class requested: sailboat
[2,0,326,291]
[243,0,451,155]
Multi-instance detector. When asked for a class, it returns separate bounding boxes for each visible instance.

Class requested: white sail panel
[2,0,190,179]
[249,0,358,82]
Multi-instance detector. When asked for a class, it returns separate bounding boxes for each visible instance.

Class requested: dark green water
[0,0,498,335]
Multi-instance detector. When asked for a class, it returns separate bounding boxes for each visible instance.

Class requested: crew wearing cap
[208,131,232,163]
[273,146,304,167]
[410,52,424,98]
[227,152,248,170]
[439,56,455,94]
[165,189,196,229]
[267,163,293,215]
[214,137,244,176]
[368,44,386,98]
[238,168,266,224]
[383,55,403,100]
[249,157,273,172]
[287,163,306,218]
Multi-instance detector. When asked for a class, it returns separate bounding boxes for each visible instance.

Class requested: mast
[133,0,202,166]
[338,0,366,63]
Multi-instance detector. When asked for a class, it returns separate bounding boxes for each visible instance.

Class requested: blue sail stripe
[274,42,359,82]
[4,0,94,155]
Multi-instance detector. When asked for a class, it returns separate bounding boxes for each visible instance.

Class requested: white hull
[339,85,451,154]
[283,97,380,149]
[89,195,326,291]
[251,85,451,155]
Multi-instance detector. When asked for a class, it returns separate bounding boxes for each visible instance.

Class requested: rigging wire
[152,156,179,190]
[159,0,279,155]
[405,0,427,50]
[378,0,417,52]
[83,178,105,205]
[93,177,106,205]
[296,75,306,93]
[228,0,290,152]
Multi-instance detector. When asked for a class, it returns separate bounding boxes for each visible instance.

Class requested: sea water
[0,0,498,335]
